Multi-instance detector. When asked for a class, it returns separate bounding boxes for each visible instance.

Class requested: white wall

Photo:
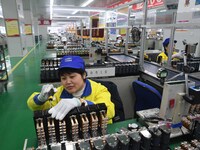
[174,0,200,57]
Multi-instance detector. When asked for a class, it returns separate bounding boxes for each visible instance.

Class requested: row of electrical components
[34,103,108,149]
[175,61,200,73]
[35,127,171,150]
[33,109,171,150]
[174,139,200,150]
[65,45,82,49]
[58,48,88,51]
[40,58,140,83]
[181,104,200,132]
[57,50,90,57]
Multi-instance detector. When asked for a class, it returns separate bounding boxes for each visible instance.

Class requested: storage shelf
[0,45,8,93]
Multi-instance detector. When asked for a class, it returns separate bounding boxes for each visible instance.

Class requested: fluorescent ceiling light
[50,0,54,19]
[54,15,89,18]
[72,0,94,14]
[81,0,94,7]
[55,7,106,12]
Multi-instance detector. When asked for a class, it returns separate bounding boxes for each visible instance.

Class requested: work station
[1,0,200,150]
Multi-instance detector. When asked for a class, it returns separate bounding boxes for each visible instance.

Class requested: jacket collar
[60,79,92,98]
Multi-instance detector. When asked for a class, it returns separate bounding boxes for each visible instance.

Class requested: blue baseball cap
[163,38,177,47]
[59,55,85,70]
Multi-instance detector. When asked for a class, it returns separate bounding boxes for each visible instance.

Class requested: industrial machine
[34,103,108,150]
[33,103,172,150]
[137,47,200,139]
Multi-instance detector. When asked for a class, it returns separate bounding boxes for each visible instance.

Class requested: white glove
[172,52,183,59]
[48,98,81,120]
[38,84,54,102]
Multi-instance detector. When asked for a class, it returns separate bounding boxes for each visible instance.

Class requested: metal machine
[182,40,198,59]
[159,80,195,125]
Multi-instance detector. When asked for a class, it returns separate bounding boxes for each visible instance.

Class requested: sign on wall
[132,0,164,10]
[38,19,52,25]
[5,19,20,37]
[25,24,32,35]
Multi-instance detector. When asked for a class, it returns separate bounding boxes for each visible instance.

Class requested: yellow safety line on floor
[3,43,39,79]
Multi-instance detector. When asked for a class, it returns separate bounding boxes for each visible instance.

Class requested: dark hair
[164,44,168,55]
[58,68,86,81]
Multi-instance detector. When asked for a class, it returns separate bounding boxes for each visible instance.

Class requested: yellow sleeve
[86,80,115,124]
[27,92,52,111]
[27,87,63,111]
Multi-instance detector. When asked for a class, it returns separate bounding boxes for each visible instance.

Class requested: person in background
[115,35,124,46]
[157,38,183,65]
[27,55,115,124]
[63,41,67,51]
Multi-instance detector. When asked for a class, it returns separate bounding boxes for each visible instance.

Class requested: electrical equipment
[188,85,200,104]
[33,108,172,150]
[159,80,195,125]
[56,48,89,58]
[40,58,140,83]
[183,40,198,57]
[33,103,108,149]
[174,139,200,149]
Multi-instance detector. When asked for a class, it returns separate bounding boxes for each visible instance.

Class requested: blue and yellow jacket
[27,79,115,124]
[157,51,179,64]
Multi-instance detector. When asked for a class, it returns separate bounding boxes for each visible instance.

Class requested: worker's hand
[38,84,54,102]
[172,51,183,59]
[48,98,81,120]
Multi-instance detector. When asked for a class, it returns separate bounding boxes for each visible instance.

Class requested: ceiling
[23,0,123,21]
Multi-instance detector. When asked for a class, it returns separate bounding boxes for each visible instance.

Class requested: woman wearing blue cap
[157,38,182,65]
[27,55,115,124]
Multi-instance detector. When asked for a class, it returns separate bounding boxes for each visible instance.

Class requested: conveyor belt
[108,54,138,63]
[143,61,200,85]
[107,54,200,86]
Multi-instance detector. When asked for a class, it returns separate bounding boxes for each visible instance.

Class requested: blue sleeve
[85,100,94,105]
[33,94,45,105]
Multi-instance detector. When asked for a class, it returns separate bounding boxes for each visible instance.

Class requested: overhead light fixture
[0,6,3,18]
[54,7,106,12]
[54,15,90,18]
[50,0,54,20]
[72,0,94,15]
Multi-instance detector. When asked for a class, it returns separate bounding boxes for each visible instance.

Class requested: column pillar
[33,17,39,43]
[1,0,27,57]
[24,10,34,47]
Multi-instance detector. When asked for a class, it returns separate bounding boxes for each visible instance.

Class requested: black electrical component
[148,127,162,149]
[105,135,118,150]
[117,134,130,150]
[92,138,105,150]
[193,120,200,140]
[128,132,141,150]
[159,125,171,150]
[76,140,91,150]
[139,129,152,150]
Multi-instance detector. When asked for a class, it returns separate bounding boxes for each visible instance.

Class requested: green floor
[0,42,47,149]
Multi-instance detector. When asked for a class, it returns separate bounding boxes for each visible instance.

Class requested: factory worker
[27,55,115,124]
[157,38,183,65]
[115,35,124,46]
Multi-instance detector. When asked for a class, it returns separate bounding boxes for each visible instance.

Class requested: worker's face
[60,72,86,94]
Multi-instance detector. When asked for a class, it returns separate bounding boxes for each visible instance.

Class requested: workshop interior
[1,0,200,149]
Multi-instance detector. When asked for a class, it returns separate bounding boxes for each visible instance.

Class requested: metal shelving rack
[0,45,8,93]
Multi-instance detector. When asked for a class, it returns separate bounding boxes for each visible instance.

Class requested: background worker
[27,55,115,124]
[157,38,183,65]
